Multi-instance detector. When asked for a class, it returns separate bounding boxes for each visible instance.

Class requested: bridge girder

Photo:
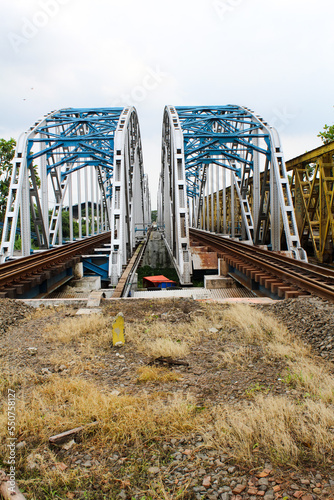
[159,105,307,283]
[0,107,151,284]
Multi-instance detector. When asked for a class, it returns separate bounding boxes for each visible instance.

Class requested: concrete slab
[18,299,88,307]
[76,308,102,315]
[204,275,237,289]
[87,291,104,308]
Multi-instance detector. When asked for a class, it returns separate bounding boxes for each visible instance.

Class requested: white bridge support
[109,107,150,285]
[0,107,151,285]
[158,105,307,283]
[159,107,192,285]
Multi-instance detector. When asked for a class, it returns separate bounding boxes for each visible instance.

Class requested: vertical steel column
[223,167,227,234]
[91,168,95,235]
[211,163,214,232]
[253,136,260,237]
[40,152,49,244]
[96,170,100,233]
[231,170,235,238]
[21,166,31,256]
[271,167,280,250]
[85,167,89,237]
[69,174,73,242]
[216,164,220,233]
[78,170,82,239]
[206,167,209,231]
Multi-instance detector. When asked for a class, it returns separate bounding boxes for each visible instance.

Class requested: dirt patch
[0,298,32,335]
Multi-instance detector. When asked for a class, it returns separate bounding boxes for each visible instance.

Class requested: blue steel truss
[0,106,151,269]
[27,107,123,193]
[159,104,307,279]
[175,105,271,199]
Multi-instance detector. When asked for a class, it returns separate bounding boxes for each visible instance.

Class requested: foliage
[318,112,334,144]
[151,210,157,222]
[61,210,79,239]
[0,138,16,219]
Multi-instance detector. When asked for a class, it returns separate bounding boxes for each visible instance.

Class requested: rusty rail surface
[0,232,111,298]
[190,229,334,302]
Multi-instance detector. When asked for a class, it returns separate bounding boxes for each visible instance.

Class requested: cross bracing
[159,105,307,284]
[0,107,151,285]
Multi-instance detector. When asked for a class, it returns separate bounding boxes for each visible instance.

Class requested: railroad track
[190,229,334,302]
[0,232,111,298]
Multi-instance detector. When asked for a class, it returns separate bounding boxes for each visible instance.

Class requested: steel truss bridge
[2,104,331,293]
[158,105,307,285]
[0,107,151,285]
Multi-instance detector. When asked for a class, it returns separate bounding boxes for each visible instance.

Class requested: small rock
[16,441,26,450]
[209,328,219,334]
[62,439,75,451]
[312,488,322,495]
[41,368,52,375]
[148,466,160,474]
[27,347,37,355]
[232,485,246,495]
[290,484,300,490]
[228,467,236,474]
[221,493,230,500]
[82,461,91,467]
[203,476,212,488]
[111,390,121,396]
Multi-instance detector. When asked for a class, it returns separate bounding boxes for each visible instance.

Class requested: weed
[245,383,270,398]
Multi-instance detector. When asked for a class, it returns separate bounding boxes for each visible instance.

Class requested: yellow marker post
[112,313,125,346]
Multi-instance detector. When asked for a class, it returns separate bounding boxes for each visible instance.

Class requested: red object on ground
[143,275,177,288]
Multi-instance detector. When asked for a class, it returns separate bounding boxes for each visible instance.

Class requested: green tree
[318,110,334,144]
[0,138,16,220]
[151,210,157,222]
[62,210,79,239]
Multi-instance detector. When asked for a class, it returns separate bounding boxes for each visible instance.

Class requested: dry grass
[0,376,201,448]
[43,314,112,346]
[3,375,333,469]
[222,304,282,343]
[209,395,334,464]
[222,304,334,403]
[143,338,189,359]
[214,345,255,368]
[136,366,182,384]
[284,360,334,403]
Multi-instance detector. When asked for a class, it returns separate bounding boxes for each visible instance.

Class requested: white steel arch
[158,105,307,283]
[109,107,151,285]
[0,107,151,286]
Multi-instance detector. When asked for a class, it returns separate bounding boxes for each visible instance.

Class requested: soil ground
[0,297,334,500]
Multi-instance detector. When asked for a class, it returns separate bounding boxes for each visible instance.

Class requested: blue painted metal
[82,258,109,281]
[26,108,123,198]
[174,105,270,199]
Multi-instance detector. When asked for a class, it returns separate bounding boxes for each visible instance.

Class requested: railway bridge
[0,105,333,301]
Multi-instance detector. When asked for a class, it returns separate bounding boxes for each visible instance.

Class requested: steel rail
[0,232,111,289]
[190,229,334,302]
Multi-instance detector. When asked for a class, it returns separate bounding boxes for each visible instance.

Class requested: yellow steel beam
[286,142,334,170]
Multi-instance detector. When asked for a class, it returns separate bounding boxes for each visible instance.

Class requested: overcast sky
[1,0,333,208]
